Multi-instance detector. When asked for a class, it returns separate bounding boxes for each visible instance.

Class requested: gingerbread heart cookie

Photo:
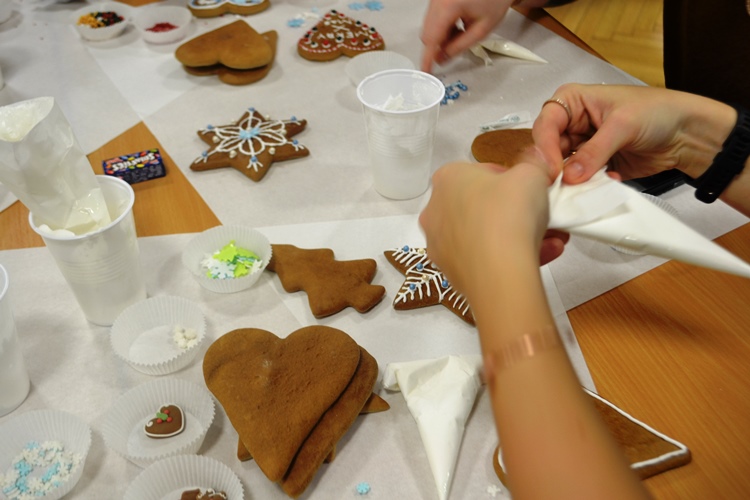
[191,108,309,182]
[187,0,270,19]
[471,128,534,165]
[384,246,475,325]
[268,244,386,318]
[144,404,185,439]
[298,10,385,61]
[203,326,362,483]
[183,30,277,85]
[176,21,273,70]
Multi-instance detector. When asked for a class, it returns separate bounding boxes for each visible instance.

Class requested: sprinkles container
[0,409,92,500]
[110,296,207,376]
[73,2,130,42]
[101,378,215,468]
[124,455,244,500]
[345,50,415,87]
[182,225,272,294]
[133,5,192,45]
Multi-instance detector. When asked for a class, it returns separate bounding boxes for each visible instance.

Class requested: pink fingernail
[565,162,583,179]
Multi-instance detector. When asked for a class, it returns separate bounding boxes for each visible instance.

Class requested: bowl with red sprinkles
[133,5,192,45]
[73,2,130,42]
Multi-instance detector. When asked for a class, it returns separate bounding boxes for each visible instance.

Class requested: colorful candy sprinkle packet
[201,241,262,279]
[102,148,166,185]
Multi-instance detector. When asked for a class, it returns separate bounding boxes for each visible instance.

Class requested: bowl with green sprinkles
[182,225,272,293]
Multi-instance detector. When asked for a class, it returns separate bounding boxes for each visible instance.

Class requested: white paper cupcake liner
[345,50,415,87]
[101,378,215,468]
[124,455,244,500]
[182,225,272,294]
[610,193,680,256]
[0,409,92,500]
[111,296,207,376]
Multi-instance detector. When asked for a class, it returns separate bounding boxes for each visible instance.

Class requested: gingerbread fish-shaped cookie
[298,10,385,61]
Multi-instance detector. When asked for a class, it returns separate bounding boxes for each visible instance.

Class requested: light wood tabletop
[2,3,749,499]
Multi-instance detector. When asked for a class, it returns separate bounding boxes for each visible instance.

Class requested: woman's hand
[419,150,563,298]
[532,83,737,183]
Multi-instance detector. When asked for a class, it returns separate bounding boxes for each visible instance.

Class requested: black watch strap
[686,104,750,203]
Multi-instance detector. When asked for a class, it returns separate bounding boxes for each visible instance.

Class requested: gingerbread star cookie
[298,9,385,61]
[471,128,534,165]
[191,108,309,182]
[384,246,475,325]
[187,0,270,18]
[268,244,386,318]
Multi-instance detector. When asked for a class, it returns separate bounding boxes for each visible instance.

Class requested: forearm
[473,247,649,499]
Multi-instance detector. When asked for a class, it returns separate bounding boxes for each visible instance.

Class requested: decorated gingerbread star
[384,246,475,325]
[191,108,309,182]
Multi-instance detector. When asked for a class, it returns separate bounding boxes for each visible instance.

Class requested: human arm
[418,156,650,499]
[420,0,555,73]
[533,83,750,216]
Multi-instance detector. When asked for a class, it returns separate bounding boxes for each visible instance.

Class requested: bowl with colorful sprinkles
[182,225,272,294]
[133,5,192,45]
[0,409,92,500]
[73,2,129,42]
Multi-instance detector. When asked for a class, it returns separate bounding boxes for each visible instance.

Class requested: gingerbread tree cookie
[298,9,385,61]
[384,246,475,325]
[191,108,309,182]
[268,244,386,318]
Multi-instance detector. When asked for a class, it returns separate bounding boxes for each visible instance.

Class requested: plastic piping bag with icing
[0,96,110,235]
[547,169,750,278]
[384,355,483,500]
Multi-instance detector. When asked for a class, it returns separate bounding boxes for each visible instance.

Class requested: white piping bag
[470,34,548,65]
[384,355,483,500]
[548,170,750,278]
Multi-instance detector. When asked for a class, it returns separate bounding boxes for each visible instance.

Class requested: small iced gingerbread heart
[144,404,185,439]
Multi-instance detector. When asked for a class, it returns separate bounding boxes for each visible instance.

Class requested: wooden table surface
[2,3,749,499]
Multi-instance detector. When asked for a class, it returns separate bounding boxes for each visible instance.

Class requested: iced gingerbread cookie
[181,489,228,500]
[187,0,269,18]
[144,404,185,439]
[191,108,309,182]
[298,10,385,61]
[384,246,475,325]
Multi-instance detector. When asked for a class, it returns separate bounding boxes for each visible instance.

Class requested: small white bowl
[124,455,244,500]
[101,378,215,468]
[133,5,192,45]
[182,225,272,294]
[111,296,207,376]
[345,50,415,87]
[0,409,92,500]
[73,2,129,42]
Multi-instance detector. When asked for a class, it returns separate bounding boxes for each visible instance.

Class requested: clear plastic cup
[357,69,444,200]
[29,175,147,326]
[0,264,31,417]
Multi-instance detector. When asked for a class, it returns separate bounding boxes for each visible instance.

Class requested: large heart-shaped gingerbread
[176,20,273,70]
[203,326,361,482]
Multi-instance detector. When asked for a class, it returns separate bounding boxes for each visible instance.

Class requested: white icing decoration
[389,247,472,318]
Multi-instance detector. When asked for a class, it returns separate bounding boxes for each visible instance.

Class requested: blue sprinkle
[349,2,364,10]
[356,482,371,495]
[441,279,449,288]
[402,245,410,252]
[291,115,297,121]
[456,81,468,91]
[364,1,383,10]
[248,107,255,112]
[287,18,304,28]
[292,139,298,145]
[201,151,208,158]
[409,283,416,291]
[251,156,258,162]
[206,124,214,130]
[416,263,424,271]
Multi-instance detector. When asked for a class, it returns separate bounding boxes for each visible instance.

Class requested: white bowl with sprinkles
[124,455,244,500]
[73,2,130,42]
[110,295,207,376]
[0,409,92,500]
[101,378,215,468]
[182,225,272,294]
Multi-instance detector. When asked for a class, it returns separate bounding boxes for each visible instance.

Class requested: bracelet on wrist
[484,326,563,383]
[685,104,750,203]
